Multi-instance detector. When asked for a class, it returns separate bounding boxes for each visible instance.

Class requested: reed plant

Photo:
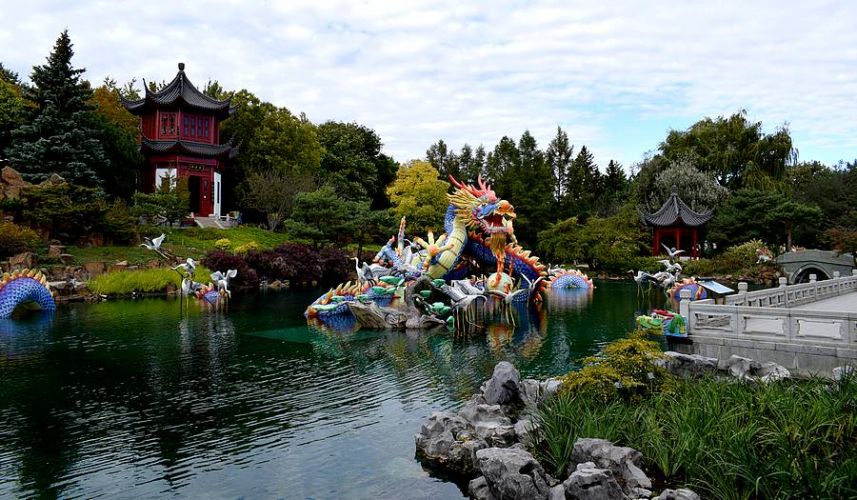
[533,375,857,499]
[89,266,212,295]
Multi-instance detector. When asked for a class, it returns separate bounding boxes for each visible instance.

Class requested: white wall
[213,171,222,217]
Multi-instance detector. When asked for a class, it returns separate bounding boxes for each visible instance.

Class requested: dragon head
[449,176,516,253]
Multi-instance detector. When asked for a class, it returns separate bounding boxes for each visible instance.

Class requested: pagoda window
[160,113,177,135]
[183,116,190,136]
[191,117,197,137]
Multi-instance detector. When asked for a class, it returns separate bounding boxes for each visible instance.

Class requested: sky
[1,0,856,170]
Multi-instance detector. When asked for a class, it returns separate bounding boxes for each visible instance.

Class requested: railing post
[679,288,692,319]
[834,271,841,295]
[779,277,788,307]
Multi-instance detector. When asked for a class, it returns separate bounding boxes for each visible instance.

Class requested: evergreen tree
[485,136,518,185]
[508,130,554,245]
[426,139,460,180]
[458,143,477,183]
[564,145,599,217]
[6,30,109,185]
[0,71,33,154]
[546,126,573,203]
[596,160,629,215]
[473,145,487,181]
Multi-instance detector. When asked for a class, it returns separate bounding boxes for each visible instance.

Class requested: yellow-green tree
[386,160,449,236]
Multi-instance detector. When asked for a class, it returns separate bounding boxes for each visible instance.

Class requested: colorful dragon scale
[0,269,56,319]
[548,269,594,289]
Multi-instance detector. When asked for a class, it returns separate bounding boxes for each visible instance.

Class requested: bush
[201,250,259,289]
[682,239,768,276]
[0,221,43,258]
[90,268,187,295]
[234,241,260,254]
[214,238,232,251]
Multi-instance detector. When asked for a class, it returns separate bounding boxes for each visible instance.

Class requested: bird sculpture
[211,269,238,298]
[141,233,166,253]
[661,243,685,260]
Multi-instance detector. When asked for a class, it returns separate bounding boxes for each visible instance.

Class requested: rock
[520,378,543,407]
[541,378,563,397]
[630,487,652,499]
[415,411,486,475]
[469,476,496,500]
[0,166,28,200]
[47,245,65,259]
[757,361,790,383]
[655,352,718,378]
[652,488,700,500]
[9,252,36,269]
[482,361,522,405]
[563,462,627,500]
[108,261,128,273]
[833,365,855,382]
[721,355,758,379]
[514,418,537,446]
[549,484,566,500]
[83,261,105,278]
[476,447,551,500]
[147,259,161,269]
[458,401,516,446]
[40,173,65,187]
[59,253,75,265]
[571,438,651,493]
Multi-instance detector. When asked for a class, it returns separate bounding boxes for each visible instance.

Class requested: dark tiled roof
[121,63,233,119]
[640,186,713,227]
[141,137,239,159]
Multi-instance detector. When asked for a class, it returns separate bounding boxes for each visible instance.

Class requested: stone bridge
[776,249,855,284]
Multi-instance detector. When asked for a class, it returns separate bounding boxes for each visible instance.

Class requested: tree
[386,160,450,235]
[317,121,397,207]
[564,145,600,217]
[485,136,518,185]
[132,175,191,227]
[643,156,729,212]
[546,126,573,202]
[6,30,109,185]
[497,130,555,246]
[0,75,33,154]
[90,78,138,135]
[89,78,143,199]
[707,189,821,251]
[596,160,629,216]
[658,111,796,189]
[426,139,460,180]
[282,186,369,247]
[245,107,323,178]
[239,169,314,231]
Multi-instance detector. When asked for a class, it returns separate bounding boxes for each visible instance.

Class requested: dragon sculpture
[0,269,56,319]
[306,176,591,329]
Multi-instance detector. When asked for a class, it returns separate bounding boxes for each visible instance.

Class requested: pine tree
[565,145,599,217]
[7,30,109,185]
[426,139,460,180]
[546,126,574,203]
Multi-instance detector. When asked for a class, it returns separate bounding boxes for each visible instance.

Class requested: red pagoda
[640,186,713,258]
[122,63,237,218]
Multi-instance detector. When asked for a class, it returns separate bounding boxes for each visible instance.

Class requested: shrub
[0,221,43,258]
[201,250,259,288]
[214,238,232,251]
[89,268,180,295]
[562,331,671,401]
[234,241,260,254]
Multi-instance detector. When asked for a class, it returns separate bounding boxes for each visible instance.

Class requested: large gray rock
[721,355,757,379]
[415,411,486,474]
[476,447,551,500]
[458,401,516,446]
[482,361,522,405]
[514,418,538,446]
[656,352,718,378]
[758,361,790,383]
[571,438,651,493]
[563,462,628,500]
[469,476,496,500]
[652,488,700,500]
[833,365,855,382]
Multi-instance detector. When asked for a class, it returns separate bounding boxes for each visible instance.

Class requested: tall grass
[533,376,857,499]
[89,266,212,295]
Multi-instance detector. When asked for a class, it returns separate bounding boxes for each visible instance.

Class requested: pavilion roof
[121,63,234,119]
[141,137,239,159]
[639,186,713,227]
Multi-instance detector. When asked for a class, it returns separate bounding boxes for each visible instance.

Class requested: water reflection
[0,281,659,499]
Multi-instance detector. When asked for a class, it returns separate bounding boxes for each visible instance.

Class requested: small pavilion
[121,63,237,218]
[640,187,713,258]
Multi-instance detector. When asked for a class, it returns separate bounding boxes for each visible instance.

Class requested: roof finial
[178,62,185,71]
[671,185,678,195]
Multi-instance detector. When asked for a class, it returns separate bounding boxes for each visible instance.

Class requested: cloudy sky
[2,1,855,169]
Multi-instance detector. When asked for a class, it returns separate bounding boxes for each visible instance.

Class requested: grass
[63,226,294,266]
[89,266,212,295]
[533,376,857,499]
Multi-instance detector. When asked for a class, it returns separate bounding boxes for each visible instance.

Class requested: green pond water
[0,280,663,499]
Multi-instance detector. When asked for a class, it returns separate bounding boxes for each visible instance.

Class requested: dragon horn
[477,175,488,192]
[448,175,466,189]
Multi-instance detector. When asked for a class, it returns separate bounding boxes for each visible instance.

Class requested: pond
[0,280,663,499]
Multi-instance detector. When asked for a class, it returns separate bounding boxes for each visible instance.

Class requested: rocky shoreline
[414,352,808,500]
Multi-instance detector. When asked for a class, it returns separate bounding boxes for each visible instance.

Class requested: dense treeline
[426,114,857,268]
[2,30,856,270]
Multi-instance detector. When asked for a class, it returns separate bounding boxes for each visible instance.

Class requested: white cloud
[1,0,855,167]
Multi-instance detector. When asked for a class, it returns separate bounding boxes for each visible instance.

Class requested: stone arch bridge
[776,249,855,284]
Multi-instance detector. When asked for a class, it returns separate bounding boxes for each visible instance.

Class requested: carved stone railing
[682,271,857,351]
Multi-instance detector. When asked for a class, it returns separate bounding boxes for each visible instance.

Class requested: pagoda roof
[121,63,234,119]
[141,137,239,159]
[640,186,713,227]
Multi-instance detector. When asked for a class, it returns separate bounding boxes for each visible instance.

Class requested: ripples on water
[0,281,661,499]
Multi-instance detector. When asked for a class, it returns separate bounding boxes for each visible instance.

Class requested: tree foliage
[132,175,190,227]
[387,160,450,235]
[239,169,314,231]
[643,156,729,212]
